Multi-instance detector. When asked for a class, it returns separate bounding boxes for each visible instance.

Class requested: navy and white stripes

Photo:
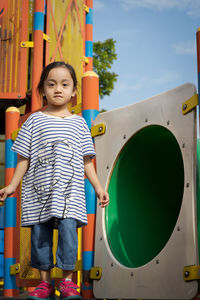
[12,112,95,227]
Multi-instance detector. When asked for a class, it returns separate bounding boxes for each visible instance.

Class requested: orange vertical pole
[195,30,200,300]
[196,28,200,99]
[82,72,99,299]
[85,0,93,72]
[31,0,45,112]
[82,0,99,298]
[4,107,20,297]
[196,28,200,132]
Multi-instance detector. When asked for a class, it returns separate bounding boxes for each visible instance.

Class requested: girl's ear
[72,88,76,98]
[41,88,45,98]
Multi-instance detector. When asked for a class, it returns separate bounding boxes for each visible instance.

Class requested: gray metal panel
[93,83,198,299]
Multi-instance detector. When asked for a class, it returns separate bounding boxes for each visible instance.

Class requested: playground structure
[1,0,98,298]
[93,82,199,299]
[1,0,200,299]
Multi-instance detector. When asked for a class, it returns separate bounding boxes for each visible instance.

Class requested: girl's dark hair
[37,61,77,97]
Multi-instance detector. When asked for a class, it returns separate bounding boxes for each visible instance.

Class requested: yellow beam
[90,267,102,280]
[183,265,200,281]
[10,263,20,275]
[91,123,106,138]
[21,34,51,48]
[182,94,198,115]
[83,4,89,13]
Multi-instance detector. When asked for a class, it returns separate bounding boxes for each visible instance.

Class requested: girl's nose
[55,85,62,92]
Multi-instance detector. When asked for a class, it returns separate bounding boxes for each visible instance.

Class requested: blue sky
[93,0,200,111]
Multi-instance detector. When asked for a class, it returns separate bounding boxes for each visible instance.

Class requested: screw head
[184,271,190,278]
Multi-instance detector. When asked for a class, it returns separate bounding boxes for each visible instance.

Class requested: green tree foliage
[93,38,118,99]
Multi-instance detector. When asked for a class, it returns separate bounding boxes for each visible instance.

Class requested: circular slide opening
[105,125,184,268]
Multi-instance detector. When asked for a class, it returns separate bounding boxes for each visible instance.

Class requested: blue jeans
[31,218,78,270]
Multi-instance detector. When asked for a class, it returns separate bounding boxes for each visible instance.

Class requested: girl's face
[43,67,76,108]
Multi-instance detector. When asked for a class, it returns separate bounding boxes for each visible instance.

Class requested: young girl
[0,61,109,300]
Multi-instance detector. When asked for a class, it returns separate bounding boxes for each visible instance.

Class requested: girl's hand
[0,155,29,202]
[96,187,109,208]
[0,185,16,202]
[84,158,109,208]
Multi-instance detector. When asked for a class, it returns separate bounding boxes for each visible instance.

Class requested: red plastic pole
[4,107,20,297]
[82,1,99,298]
[85,0,93,72]
[31,0,45,112]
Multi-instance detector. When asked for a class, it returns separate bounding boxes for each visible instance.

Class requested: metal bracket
[74,259,82,271]
[10,263,20,275]
[90,267,102,280]
[183,265,200,281]
[43,33,51,42]
[12,128,20,141]
[21,34,51,48]
[82,56,89,64]
[91,123,106,138]
[55,289,61,297]
[69,103,82,115]
[83,4,89,13]
[20,41,33,48]
[182,94,198,115]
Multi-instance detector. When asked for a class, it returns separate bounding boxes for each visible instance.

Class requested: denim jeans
[31,218,78,270]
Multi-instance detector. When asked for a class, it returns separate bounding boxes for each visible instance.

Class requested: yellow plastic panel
[0,0,28,99]
[46,0,84,105]
[19,227,40,280]
[18,227,63,281]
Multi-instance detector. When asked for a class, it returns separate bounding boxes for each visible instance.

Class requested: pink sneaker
[27,281,55,300]
[59,279,82,300]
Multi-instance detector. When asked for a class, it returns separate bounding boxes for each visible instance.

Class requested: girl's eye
[48,83,54,87]
[63,83,68,87]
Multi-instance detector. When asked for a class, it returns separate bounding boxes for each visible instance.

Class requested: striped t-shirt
[12,111,95,227]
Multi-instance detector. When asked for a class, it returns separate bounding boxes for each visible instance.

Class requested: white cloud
[150,71,181,85]
[119,0,200,17]
[114,71,181,94]
[187,2,200,18]
[115,80,144,93]
[172,40,196,55]
[120,0,185,11]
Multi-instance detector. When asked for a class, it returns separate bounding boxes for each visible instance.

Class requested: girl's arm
[0,155,30,201]
[84,157,109,208]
